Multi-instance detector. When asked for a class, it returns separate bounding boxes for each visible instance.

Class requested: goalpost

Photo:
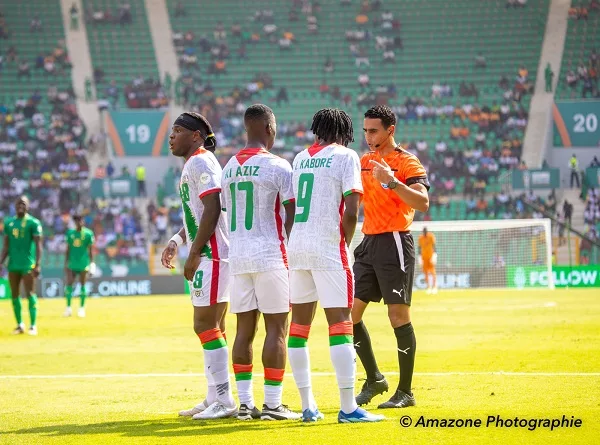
[350,219,554,290]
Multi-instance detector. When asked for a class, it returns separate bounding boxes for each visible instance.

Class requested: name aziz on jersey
[295,156,334,170]
[224,165,261,179]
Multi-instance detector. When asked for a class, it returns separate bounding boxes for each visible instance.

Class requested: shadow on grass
[2,415,342,438]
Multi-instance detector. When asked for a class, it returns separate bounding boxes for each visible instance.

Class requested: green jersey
[3,215,43,272]
[66,228,94,271]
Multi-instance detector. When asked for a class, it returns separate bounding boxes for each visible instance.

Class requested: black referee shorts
[353,232,415,306]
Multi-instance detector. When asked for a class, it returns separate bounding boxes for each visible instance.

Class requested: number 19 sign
[553,100,600,147]
[106,110,171,157]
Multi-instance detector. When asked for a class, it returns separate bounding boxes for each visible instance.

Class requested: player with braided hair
[286,108,384,423]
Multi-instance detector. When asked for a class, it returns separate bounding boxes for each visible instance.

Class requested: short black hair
[364,105,396,129]
[310,108,354,147]
[183,112,217,152]
[244,104,275,123]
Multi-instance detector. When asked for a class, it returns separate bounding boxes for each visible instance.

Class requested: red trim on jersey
[209,234,220,305]
[308,142,328,157]
[274,195,288,268]
[184,147,207,165]
[199,187,221,199]
[344,188,364,196]
[236,147,269,165]
[338,199,353,308]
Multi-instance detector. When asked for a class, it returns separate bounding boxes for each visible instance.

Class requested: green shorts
[7,268,34,276]
[68,266,89,274]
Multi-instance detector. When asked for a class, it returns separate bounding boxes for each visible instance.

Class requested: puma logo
[398,347,410,355]
[393,289,403,296]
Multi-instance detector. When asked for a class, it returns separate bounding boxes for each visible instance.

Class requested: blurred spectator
[30,16,43,33]
[358,73,370,88]
[17,61,31,79]
[475,52,486,68]
[214,21,226,40]
[570,154,580,188]
[174,1,185,17]
[106,161,115,178]
[136,164,146,197]
[276,87,289,105]
[118,1,132,26]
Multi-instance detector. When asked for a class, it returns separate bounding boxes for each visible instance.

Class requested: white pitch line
[0,371,598,380]
[417,302,557,312]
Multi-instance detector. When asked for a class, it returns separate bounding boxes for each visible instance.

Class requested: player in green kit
[0,196,43,335]
[64,214,95,318]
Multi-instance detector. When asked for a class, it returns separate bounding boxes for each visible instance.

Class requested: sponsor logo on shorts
[194,289,203,298]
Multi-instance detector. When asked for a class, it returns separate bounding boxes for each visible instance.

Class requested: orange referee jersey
[360,148,429,235]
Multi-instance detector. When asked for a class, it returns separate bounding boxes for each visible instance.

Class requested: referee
[352,105,430,409]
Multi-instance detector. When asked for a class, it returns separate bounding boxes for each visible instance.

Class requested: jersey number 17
[229,181,254,231]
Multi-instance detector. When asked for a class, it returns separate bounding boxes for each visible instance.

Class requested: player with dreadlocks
[286,108,384,423]
[161,112,236,420]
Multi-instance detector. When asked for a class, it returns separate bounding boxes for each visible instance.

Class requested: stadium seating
[556,0,600,100]
[83,0,163,107]
[167,0,548,195]
[0,0,73,113]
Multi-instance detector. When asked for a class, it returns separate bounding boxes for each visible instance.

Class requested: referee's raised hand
[369,159,394,184]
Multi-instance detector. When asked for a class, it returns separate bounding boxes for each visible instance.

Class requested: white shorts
[289,269,354,309]
[230,269,290,314]
[189,260,230,307]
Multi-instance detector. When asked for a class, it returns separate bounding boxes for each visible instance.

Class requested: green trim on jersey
[3,215,42,271]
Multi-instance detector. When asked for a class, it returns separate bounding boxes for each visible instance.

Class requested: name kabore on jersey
[296,156,334,170]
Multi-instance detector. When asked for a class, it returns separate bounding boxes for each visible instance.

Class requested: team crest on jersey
[199,173,210,184]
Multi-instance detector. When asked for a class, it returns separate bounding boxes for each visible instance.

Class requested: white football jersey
[287,143,363,270]
[179,148,229,261]
[222,148,294,274]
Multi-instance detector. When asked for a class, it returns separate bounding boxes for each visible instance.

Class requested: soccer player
[352,105,430,409]
[164,112,236,420]
[0,196,42,335]
[287,108,383,423]
[418,227,437,294]
[222,104,299,421]
[64,214,95,317]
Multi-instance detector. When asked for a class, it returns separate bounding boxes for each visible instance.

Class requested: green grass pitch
[1,289,599,445]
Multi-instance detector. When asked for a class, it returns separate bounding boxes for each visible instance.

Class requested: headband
[174,113,205,133]
[174,113,214,137]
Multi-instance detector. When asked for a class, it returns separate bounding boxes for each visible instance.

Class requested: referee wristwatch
[387,178,399,189]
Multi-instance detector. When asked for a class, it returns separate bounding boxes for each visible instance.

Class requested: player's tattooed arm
[184,193,221,281]
[341,193,360,246]
[33,235,42,277]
